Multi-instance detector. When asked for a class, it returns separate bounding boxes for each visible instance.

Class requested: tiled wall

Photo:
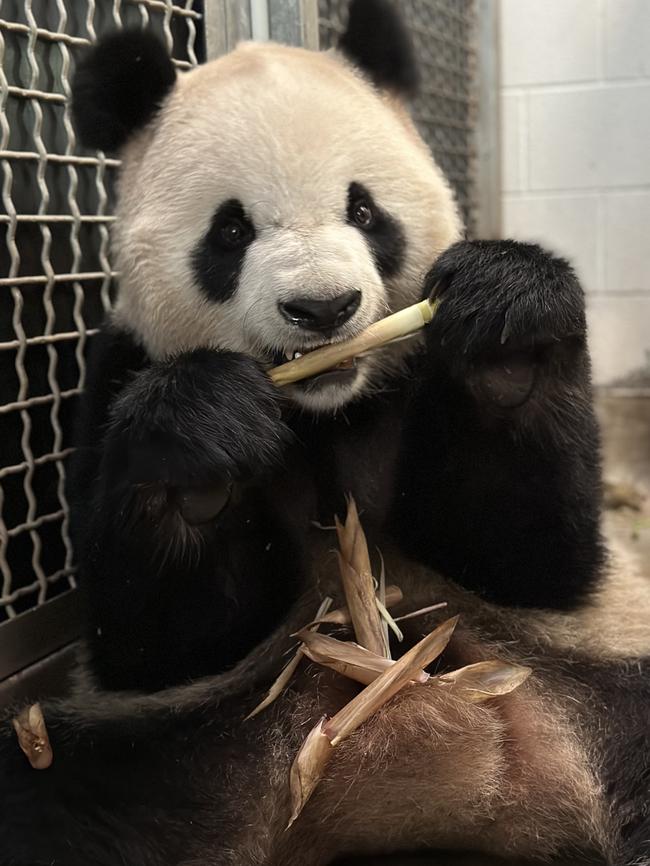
[499,0,650,385]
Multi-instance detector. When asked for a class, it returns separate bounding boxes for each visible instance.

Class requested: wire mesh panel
[318,0,478,233]
[0,1,203,631]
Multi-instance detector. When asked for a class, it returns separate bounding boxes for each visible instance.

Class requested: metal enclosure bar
[203,0,319,56]
[269,0,319,48]
[473,0,501,238]
[202,0,252,59]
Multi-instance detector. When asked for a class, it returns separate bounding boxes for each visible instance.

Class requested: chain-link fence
[318,0,478,232]
[0,1,202,636]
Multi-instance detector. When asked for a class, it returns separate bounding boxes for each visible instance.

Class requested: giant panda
[1,2,649,864]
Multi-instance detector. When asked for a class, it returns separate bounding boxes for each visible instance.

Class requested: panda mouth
[270,344,356,370]
[268,343,358,386]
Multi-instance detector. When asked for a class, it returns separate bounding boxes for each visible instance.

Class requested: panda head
[72,0,462,412]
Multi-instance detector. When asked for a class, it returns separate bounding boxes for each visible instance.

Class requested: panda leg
[392,239,605,610]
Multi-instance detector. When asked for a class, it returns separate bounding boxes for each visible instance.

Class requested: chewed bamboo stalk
[270,298,438,386]
[12,703,53,770]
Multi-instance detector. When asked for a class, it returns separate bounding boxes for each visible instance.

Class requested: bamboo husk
[270,298,437,386]
[437,660,531,703]
[12,703,52,770]
[335,497,388,658]
[375,597,403,643]
[295,629,429,687]
[287,718,333,828]
[324,615,459,746]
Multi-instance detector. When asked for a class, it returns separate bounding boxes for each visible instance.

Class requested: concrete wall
[499,0,650,384]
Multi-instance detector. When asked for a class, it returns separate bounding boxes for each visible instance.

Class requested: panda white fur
[1,2,649,864]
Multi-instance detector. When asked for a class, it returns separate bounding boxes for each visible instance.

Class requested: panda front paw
[424,240,587,407]
[102,349,288,495]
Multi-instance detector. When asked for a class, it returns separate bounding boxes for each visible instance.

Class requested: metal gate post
[473,0,501,238]
[202,0,319,58]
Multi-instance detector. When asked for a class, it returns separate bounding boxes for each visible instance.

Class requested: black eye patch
[191,199,255,303]
[346,182,405,278]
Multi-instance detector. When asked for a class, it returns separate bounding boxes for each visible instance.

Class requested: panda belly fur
[2,1,649,863]
[2,537,650,865]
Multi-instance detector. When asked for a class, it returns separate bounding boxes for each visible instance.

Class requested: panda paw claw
[425,239,586,366]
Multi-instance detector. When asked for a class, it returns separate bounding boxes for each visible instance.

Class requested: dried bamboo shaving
[335,497,388,658]
[393,602,447,622]
[375,597,403,643]
[245,597,333,720]
[270,299,437,386]
[12,703,53,770]
[304,585,403,627]
[376,548,402,644]
[437,660,532,702]
[295,629,429,687]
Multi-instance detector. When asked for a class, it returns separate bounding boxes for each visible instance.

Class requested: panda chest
[277,405,405,533]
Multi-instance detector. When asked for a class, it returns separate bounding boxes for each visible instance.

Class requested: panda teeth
[293,351,303,360]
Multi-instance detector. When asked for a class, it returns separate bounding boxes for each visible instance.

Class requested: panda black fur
[1,2,649,864]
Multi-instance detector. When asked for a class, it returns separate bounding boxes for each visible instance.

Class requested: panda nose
[278,290,361,331]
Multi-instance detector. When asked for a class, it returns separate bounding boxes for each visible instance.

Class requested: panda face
[112,42,461,412]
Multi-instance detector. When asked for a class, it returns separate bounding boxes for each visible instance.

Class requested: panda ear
[71,30,176,152]
[339,0,419,97]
